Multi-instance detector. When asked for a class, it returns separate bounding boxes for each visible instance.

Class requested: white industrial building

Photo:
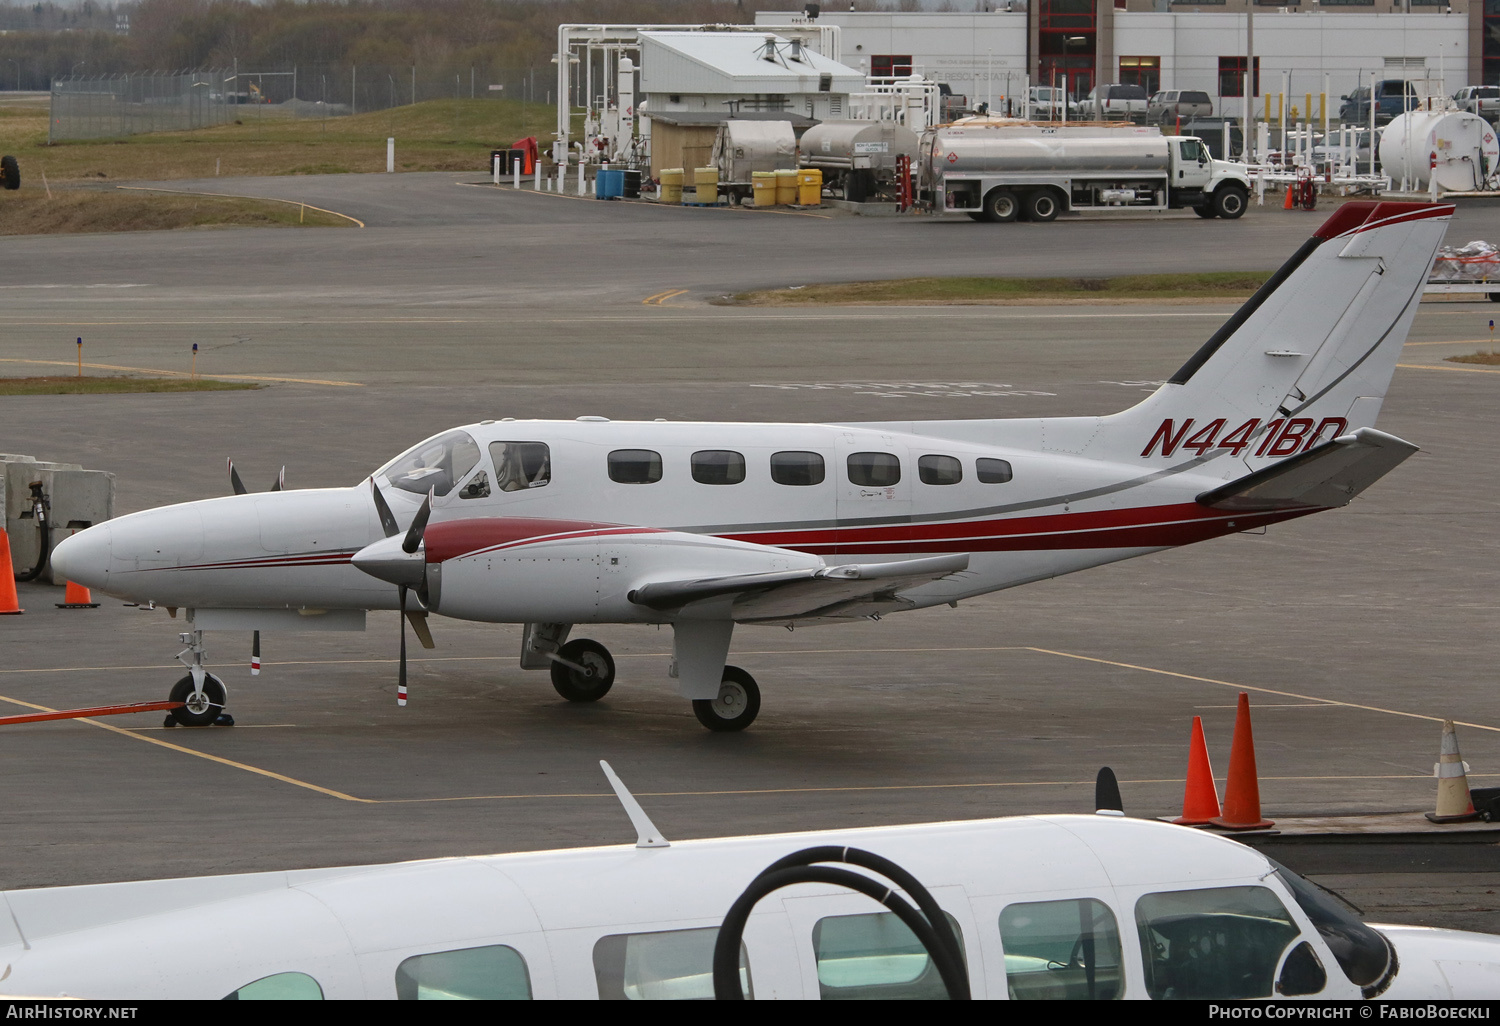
[639,31,864,119]
[757,8,1478,118]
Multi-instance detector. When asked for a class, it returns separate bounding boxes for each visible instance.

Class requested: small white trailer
[917,121,1252,223]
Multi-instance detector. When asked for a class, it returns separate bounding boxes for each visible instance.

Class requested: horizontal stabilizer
[629,552,970,620]
[1197,427,1418,512]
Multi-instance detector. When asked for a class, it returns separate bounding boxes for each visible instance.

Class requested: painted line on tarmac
[1395,362,1500,375]
[1404,339,1498,347]
[1026,647,1500,734]
[0,357,363,387]
[642,289,689,306]
[115,186,366,227]
[0,692,369,802]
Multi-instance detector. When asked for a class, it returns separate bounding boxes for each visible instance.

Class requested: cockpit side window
[380,430,482,497]
[490,442,551,492]
[1135,885,1300,1000]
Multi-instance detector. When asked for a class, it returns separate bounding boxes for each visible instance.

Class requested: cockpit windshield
[378,430,482,496]
[1271,862,1393,991]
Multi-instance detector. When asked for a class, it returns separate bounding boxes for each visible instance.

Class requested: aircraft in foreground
[1,766,1495,1000]
[52,201,1449,731]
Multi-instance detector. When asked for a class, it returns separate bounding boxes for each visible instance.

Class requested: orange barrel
[797,168,823,206]
[693,167,719,205]
[751,171,778,207]
[659,168,684,204]
[774,168,798,205]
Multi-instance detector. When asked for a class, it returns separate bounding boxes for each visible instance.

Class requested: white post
[1255,166,1266,205]
[493,154,500,185]
[578,162,585,195]
[557,164,565,193]
[513,157,521,189]
[1322,71,1330,176]
[1280,71,1289,163]
[1243,72,1251,163]
[534,159,541,191]
[386,137,394,173]
[1369,71,1377,178]
[1061,73,1067,124]
[1223,120,1230,162]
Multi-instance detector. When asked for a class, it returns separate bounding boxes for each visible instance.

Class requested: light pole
[70,61,86,78]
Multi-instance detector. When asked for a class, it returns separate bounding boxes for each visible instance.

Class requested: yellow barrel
[797,167,823,206]
[751,171,778,207]
[659,168,684,204]
[693,166,719,206]
[775,168,799,205]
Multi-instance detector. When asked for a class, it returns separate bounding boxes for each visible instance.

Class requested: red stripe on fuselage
[422,518,667,563]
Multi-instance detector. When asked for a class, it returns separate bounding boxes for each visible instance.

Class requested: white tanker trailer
[918,122,1252,222]
[799,120,921,202]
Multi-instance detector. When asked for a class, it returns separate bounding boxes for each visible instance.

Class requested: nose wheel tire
[692,666,761,732]
[168,674,227,727]
[550,639,615,702]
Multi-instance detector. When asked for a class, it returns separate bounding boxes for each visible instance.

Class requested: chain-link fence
[49,71,233,142]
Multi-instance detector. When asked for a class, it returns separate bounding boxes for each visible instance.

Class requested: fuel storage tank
[1379,109,1498,192]
[799,120,920,173]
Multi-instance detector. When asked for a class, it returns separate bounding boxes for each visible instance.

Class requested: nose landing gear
[549,638,616,702]
[164,630,234,727]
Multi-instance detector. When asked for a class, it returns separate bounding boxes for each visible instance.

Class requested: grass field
[0,96,557,183]
[731,272,1275,306]
[0,376,260,395]
[0,189,353,234]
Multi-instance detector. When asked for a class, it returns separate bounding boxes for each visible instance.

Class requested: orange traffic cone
[1173,715,1222,826]
[1209,692,1274,831]
[55,580,99,609]
[1426,719,1481,823]
[0,529,23,615]
[1283,183,1295,210]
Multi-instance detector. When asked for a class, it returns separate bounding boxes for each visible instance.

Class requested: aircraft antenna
[599,761,669,849]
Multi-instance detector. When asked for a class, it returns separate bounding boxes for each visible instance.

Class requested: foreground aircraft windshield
[1272,862,1393,991]
[378,430,482,496]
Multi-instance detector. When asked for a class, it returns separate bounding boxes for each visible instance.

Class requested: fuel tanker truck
[918,121,1251,222]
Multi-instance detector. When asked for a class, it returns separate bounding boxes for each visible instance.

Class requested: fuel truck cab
[918,122,1251,222]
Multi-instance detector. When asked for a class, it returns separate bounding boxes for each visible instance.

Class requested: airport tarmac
[2,175,1498,934]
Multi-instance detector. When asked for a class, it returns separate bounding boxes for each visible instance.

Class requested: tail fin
[1100,202,1451,475]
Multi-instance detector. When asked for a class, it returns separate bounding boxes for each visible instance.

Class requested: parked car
[1147,89,1213,126]
[1311,127,1382,173]
[1453,85,1500,121]
[1079,84,1149,122]
[1024,86,1076,120]
[1181,118,1243,161]
[1339,80,1419,125]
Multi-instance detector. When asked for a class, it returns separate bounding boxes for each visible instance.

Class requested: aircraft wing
[628,552,972,622]
[1197,427,1419,512]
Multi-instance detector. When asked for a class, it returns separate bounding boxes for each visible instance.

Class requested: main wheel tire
[1193,204,1217,219]
[1,155,18,191]
[983,188,1020,223]
[692,666,761,732]
[1211,185,1248,220]
[1025,189,1061,222]
[549,638,615,702]
[169,674,227,727]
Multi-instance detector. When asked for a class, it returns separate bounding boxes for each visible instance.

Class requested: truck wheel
[1025,189,1061,223]
[1193,204,1217,219]
[0,155,18,191]
[1211,185,1247,220]
[983,189,1020,223]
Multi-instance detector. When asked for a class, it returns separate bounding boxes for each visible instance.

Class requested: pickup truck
[1454,86,1500,121]
[1079,84,1148,122]
[1339,80,1419,125]
[1148,90,1213,126]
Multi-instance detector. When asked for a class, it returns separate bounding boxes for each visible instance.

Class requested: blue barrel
[595,169,624,200]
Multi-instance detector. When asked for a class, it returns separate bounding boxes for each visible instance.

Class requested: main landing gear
[693,666,761,733]
[164,630,235,727]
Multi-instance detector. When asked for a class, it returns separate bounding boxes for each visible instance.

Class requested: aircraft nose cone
[49,524,112,589]
[351,535,426,588]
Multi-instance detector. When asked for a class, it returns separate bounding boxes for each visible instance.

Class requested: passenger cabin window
[608,449,663,484]
[490,441,551,492]
[224,972,323,1000]
[395,944,532,1000]
[1135,886,1301,1000]
[812,910,964,1000]
[770,450,826,486]
[380,429,482,496]
[999,898,1124,1000]
[691,450,746,486]
[847,452,901,488]
[918,455,962,486]
[976,458,1013,484]
[593,927,751,1000]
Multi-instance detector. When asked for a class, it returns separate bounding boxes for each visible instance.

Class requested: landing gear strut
[693,666,760,732]
[166,630,233,727]
[549,638,616,702]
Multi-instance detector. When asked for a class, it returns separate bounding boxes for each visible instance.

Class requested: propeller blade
[271,466,285,492]
[228,459,247,496]
[402,488,433,554]
[370,478,399,538]
[397,585,408,707]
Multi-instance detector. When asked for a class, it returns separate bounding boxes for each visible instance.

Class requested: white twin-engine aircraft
[52,200,1450,731]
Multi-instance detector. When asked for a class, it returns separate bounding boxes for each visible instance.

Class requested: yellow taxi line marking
[1395,362,1500,375]
[1025,647,1500,733]
[0,693,371,802]
[642,289,689,306]
[115,186,365,227]
[0,357,363,387]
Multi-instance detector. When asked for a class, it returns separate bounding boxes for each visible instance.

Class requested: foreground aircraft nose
[48,524,111,589]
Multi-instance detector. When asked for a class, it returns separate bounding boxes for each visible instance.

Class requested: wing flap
[1198,427,1418,512]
